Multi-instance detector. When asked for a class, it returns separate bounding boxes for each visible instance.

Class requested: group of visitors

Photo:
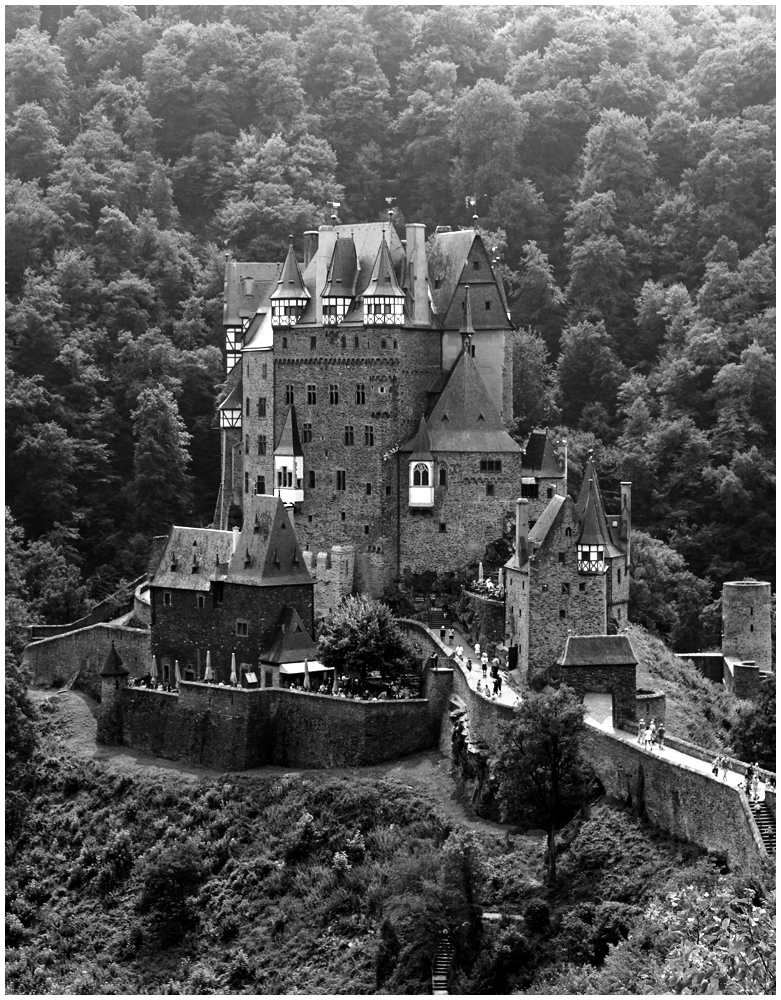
[711,754,730,781]
[637,716,665,749]
[281,676,415,700]
[744,761,766,805]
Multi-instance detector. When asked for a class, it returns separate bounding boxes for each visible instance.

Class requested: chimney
[232,526,240,554]
[303,231,318,269]
[405,223,430,326]
[315,225,337,324]
[620,482,632,562]
[515,498,529,567]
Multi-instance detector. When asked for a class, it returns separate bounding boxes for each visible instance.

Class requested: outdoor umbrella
[174,660,182,688]
[303,658,311,691]
[150,655,158,683]
[204,650,213,682]
[332,670,339,695]
[497,568,504,590]
[230,652,238,686]
[478,561,484,582]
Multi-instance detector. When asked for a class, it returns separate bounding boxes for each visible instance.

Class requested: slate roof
[528,494,567,545]
[217,382,243,413]
[149,497,313,592]
[363,236,406,298]
[522,429,565,479]
[224,262,282,326]
[577,476,621,556]
[409,416,433,462]
[274,405,303,457]
[322,235,358,298]
[259,606,318,665]
[100,641,129,677]
[270,241,309,301]
[428,229,475,317]
[242,307,273,351]
[399,348,521,454]
[558,634,638,667]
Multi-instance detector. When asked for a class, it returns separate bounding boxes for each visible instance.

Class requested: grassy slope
[626,624,739,751]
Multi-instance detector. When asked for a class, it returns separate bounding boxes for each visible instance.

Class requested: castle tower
[96,641,129,745]
[722,580,773,671]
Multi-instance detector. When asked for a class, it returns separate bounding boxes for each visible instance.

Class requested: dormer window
[322,298,350,325]
[242,276,255,297]
[409,460,434,508]
[364,297,404,326]
[270,238,310,327]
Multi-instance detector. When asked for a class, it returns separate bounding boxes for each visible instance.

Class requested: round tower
[722,580,772,671]
[97,641,129,745]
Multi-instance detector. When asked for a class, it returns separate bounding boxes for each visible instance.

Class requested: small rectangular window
[356,384,365,404]
[164,591,171,606]
[244,472,249,494]
[439,523,447,533]
[364,525,369,535]
[486,483,495,497]
[473,260,480,270]
[261,363,267,379]
[485,301,491,310]
[558,553,565,564]
[236,620,249,637]
[561,583,570,595]
[330,384,339,404]
[244,435,250,454]
[302,422,313,443]
[258,435,266,455]
[480,460,502,473]
[618,569,622,583]
[336,470,346,491]
[281,336,288,349]
[386,486,391,496]
[471,345,476,357]
[547,487,554,498]
[310,336,317,350]
[381,338,387,349]
[197,594,205,609]
[541,584,548,592]
[258,397,267,417]
[213,582,224,604]
[366,482,372,496]
[354,335,360,348]
[579,582,586,592]
[285,385,294,405]
[307,384,317,405]
[521,483,539,499]
[309,470,316,488]
[344,425,354,446]
[559,609,566,620]
[256,475,265,494]
[439,467,447,486]
[245,397,250,416]
[364,425,374,446]
[341,511,346,521]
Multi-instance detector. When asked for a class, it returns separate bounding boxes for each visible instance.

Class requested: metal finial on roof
[288,234,294,245]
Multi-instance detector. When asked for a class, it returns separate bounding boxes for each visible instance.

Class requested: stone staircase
[428,608,454,632]
[752,801,775,856]
[431,929,454,995]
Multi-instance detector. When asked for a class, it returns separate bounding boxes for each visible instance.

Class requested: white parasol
[230,652,238,686]
[150,655,158,683]
[478,561,484,582]
[174,659,182,688]
[204,650,213,682]
[303,658,311,691]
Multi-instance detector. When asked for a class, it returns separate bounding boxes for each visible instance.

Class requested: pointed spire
[270,238,310,300]
[577,477,611,549]
[409,416,433,462]
[100,641,129,677]
[274,404,303,457]
[363,234,405,298]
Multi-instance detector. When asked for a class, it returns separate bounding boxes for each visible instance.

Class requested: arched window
[413,463,429,487]
[439,466,447,486]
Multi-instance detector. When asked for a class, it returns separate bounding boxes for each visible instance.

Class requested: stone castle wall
[560,664,637,729]
[23,624,151,699]
[636,689,666,725]
[581,723,766,870]
[528,503,606,674]
[459,592,506,655]
[722,580,772,671]
[302,544,355,620]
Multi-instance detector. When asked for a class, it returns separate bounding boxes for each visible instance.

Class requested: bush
[524,897,550,934]
[137,841,205,944]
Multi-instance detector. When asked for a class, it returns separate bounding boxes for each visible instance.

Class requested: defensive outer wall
[88,617,769,870]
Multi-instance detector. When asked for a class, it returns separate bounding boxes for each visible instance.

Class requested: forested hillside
[5,5,775,647]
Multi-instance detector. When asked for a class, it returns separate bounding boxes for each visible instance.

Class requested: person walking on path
[440,624,447,641]
[448,628,455,646]
[637,718,646,744]
[496,673,503,696]
[656,722,665,748]
[720,755,729,781]
[474,642,481,658]
[465,658,472,672]
[493,675,500,696]
[481,653,488,678]
[711,754,722,777]
[455,644,463,659]
[647,719,657,749]
[476,678,483,693]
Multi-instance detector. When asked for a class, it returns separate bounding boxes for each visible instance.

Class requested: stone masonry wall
[504,564,530,686]
[722,580,772,671]
[677,653,725,684]
[24,625,150,698]
[528,502,606,674]
[150,581,314,684]
[581,724,766,870]
[636,690,666,725]
[239,349,276,505]
[398,454,521,578]
[561,664,637,728]
[302,544,355,620]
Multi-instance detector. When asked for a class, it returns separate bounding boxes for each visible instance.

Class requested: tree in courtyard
[494,685,595,882]
[317,595,418,687]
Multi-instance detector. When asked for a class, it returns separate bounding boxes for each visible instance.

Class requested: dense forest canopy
[5,4,775,645]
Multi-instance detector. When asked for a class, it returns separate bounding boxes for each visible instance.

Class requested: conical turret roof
[363,234,405,298]
[409,416,433,462]
[270,239,310,301]
[100,641,129,677]
[322,236,358,298]
[274,405,303,457]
